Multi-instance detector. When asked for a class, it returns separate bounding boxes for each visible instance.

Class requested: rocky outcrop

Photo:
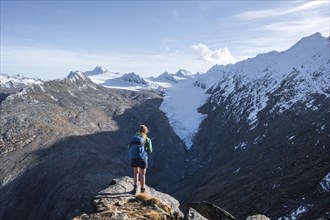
[246,215,270,220]
[187,201,237,220]
[73,176,184,219]
[73,177,271,220]
[185,208,208,220]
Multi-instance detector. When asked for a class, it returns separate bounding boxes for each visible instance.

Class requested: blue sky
[1,0,329,79]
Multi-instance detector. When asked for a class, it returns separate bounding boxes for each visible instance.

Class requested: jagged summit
[67,71,89,81]
[69,67,164,91]
[122,72,148,85]
[154,71,178,83]
[84,66,108,76]
[175,69,194,77]
[0,73,44,89]
[152,69,195,84]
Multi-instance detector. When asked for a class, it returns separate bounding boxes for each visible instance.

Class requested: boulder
[187,201,237,220]
[246,214,270,220]
[185,207,208,220]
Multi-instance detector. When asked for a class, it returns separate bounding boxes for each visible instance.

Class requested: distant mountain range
[0,74,44,89]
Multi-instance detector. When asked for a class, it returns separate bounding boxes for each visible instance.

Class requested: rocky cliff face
[0,74,185,220]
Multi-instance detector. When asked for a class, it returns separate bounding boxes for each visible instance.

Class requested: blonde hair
[139,125,148,140]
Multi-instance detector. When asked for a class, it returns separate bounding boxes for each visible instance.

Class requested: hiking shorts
[131,158,148,169]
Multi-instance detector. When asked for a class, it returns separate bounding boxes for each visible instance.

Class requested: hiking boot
[130,185,137,194]
[140,188,146,193]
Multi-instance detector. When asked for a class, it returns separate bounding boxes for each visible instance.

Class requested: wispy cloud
[190,43,235,65]
[236,0,328,19]
[261,15,329,34]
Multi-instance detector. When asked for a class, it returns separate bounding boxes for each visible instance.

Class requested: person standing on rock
[128,125,153,194]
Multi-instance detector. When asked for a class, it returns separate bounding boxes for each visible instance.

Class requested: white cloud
[190,43,235,65]
[236,0,329,20]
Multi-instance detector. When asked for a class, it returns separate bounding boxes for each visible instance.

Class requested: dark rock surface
[0,76,185,220]
[0,87,20,103]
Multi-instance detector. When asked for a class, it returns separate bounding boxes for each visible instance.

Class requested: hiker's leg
[139,168,146,189]
[133,167,139,186]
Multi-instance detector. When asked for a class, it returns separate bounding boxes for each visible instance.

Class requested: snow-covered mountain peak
[121,72,148,85]
[0,73,44,89]
[290,32,324,48]
[67,71,89,82]
[152,69,195,85]
[84,66,108,76]
[282,32,328,58]
[203,33,329,82]
[154,71,178,83]
[175,69,194,77]
[80,67,164,91]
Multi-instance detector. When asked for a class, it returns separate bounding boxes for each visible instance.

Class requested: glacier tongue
[160,77,208,149]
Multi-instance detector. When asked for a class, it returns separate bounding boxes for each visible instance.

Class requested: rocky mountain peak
[154,71,178,83]
[122,72,148,85]
[84,66,108,76]
[67,71,89,81]
[175,69,194,77]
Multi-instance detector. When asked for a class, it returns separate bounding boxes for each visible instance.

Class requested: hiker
[128,125,153,194]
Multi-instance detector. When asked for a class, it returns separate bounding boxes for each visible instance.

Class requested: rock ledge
[73,176,184,219]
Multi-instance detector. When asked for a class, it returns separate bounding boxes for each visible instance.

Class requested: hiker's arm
[145,137,153,153]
